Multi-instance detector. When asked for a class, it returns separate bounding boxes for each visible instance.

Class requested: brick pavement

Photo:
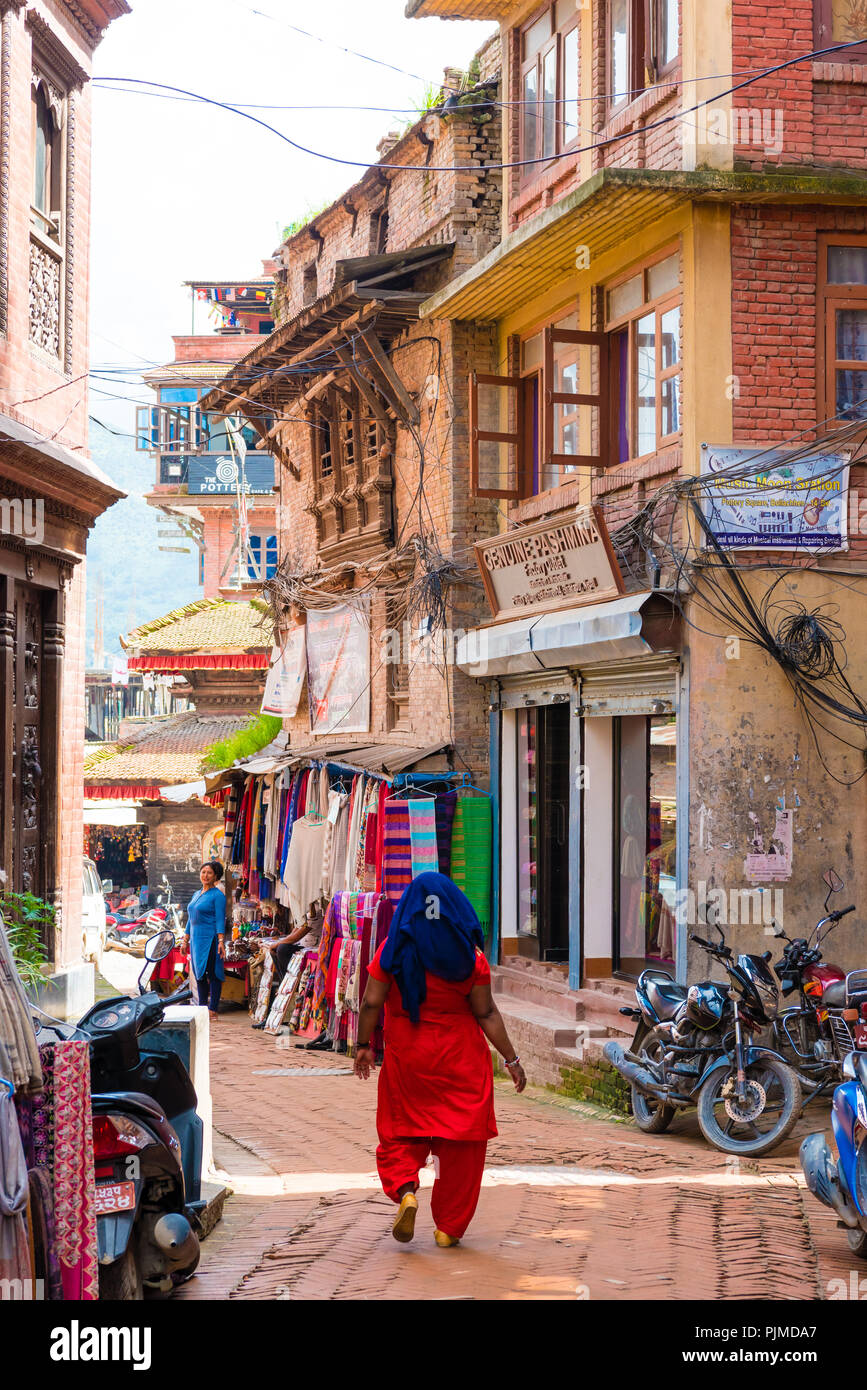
[174,1008,865,1301]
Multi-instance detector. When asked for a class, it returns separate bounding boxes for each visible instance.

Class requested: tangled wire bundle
[769,605,842,681]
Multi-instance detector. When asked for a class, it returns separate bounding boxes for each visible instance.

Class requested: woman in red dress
[354,872,526,1246]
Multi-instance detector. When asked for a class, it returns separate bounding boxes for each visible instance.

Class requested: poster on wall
[261,625,306,717]
[306,602,370,735]
[700,445,850,550]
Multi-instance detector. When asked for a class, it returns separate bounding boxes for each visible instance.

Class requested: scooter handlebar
[832,904,856,920]
[163,985,193,1007]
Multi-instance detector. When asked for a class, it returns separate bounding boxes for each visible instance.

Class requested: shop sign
[305,603,370,735]
[187,456,274,495]
[700,445,849,550]
[475,505,624,620]
[261,626,306,718]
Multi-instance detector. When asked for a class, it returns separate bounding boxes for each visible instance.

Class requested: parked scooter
[801,1051,867,1258]
[36,929,202,1298]
[605,922,802,1156]
[771,869,867,1099]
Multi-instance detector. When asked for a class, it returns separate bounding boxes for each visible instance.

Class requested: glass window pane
[832,0,867,41]
[523,66,538,162]
[836,370,867,420]
[647,252,680,300]
[610,0,629,103]
[648,716,677,965]
[661,372,680,438]
[562,26,579,146]
[829,245,867,285]
[660,305,680,368]
[660,0,679,66]
[476,378,519,492]
[837,307,867,361]
[522,332,543,372]
[636,311,656,455]
[542,46,557,158]
[608,272,642,321]
[617,717,649,967]
[524,10,552,60]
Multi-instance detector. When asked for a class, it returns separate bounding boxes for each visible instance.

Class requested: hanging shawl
[379,872,484,1024]
[0,915,42,1092]
[0,1089,31,1291]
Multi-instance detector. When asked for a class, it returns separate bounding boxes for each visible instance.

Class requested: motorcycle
[801,1050,867,1259]
[771,869,867,1099]
[36,929,203,1298]
[605,922,802,1156]
[106,906,168,946]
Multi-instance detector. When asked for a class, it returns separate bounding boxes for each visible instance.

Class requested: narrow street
[175,1008,855,1302]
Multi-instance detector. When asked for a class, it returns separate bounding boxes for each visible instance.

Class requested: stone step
[492,965,585,1021]
[493,994,583,1050]
[584,976,637,1001]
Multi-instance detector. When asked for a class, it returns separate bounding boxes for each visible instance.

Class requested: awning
[456,592,666,677]
[127,653,269,672]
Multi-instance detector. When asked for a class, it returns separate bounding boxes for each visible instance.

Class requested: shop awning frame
[455,591,673,677]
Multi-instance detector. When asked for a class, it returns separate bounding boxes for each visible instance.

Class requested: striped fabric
[382,799,413,901]
[408,799,438,876]
[434,790,457,874]
[450,796,493,930]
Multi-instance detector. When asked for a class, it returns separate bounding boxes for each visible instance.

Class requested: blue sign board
[187,455,274,495]
[700,446,849,551]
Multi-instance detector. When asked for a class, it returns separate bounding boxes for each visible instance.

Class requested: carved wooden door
[11,583,44,897]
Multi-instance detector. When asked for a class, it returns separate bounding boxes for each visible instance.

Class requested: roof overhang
[202,244,455,418]
[456,592,668,676]
[406,0,514,16]
[127,653,269,672]
[421,167,867,322]
[0,411,124,516]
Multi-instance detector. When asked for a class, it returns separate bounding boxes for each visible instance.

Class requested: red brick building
[0,0,129,1007]
[203,41,503,777]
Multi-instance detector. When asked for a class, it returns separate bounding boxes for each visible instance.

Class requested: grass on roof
[201,714,283,771]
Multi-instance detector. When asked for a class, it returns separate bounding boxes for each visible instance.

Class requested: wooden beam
[357,325,420,425]
[332,344,393,428]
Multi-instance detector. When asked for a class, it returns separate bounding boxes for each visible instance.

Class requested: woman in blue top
[182,861,227,1021]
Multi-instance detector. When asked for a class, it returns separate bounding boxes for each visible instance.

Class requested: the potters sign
[475,506,624,620]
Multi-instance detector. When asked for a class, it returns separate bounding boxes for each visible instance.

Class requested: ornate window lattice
[29,235,61,356]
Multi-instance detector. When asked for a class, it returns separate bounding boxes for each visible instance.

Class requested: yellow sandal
[434,1229,460,1248]
[392,1193,418,1243]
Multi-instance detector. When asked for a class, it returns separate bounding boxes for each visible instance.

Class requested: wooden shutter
[543,326,610,472]
[469,371,523,499]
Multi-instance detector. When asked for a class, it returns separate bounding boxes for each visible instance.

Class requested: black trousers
[196,938,223,1012]
[273,941,301,983]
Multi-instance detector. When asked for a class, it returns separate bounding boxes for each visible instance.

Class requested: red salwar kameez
[368,942,496,1239]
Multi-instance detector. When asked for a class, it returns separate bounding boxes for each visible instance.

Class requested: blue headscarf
[379,872,485,1023]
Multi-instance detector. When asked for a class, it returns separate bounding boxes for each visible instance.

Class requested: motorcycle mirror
[144,929,174,963]
[823,868,844,893]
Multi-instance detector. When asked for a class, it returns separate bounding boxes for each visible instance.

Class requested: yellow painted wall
[682,0,734,171]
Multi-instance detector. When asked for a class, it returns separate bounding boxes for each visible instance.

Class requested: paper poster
[701,446,849,551]
[261,626,306,717]
[305,602,370,735]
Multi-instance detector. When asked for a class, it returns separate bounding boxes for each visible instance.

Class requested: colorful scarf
[408,799,439,876]
[434,790,458,875]
[382,800,413,901]
[450,796,493,931]
[37,1042,98,1301]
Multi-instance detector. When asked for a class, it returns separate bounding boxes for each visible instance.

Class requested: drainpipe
[675,649,690,986]
[488,679,501,967]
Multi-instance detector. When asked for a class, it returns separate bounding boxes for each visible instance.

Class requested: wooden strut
[332,343,393,429]
[356,325,420,426]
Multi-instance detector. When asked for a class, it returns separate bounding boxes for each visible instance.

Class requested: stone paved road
[174,1007,863,1301]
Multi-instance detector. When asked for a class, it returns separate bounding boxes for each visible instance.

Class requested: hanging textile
[0,918,42,1093]
[450,796,493,932]
[0,1089,31,1295]
[344,775,367,891]
[382,799,413,901]
[36,1042,98,1301]
[283,815,327,926]
[329,791,351,898]
[251,952,275,1025]
[264,952,305,1034]
[434,790,458,875]
[408,799,438,877]
[221,784,240,863]
[27,1167,63,1301]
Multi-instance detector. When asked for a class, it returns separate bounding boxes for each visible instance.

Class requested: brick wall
[139,804,224,908]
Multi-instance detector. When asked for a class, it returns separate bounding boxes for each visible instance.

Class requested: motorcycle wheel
[98,1248,143,1302]
[697,1057,802,1157]
[846,1229,867,1258]
[629,1032,676,1134]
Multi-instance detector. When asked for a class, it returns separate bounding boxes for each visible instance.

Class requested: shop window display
[614,715,677,974]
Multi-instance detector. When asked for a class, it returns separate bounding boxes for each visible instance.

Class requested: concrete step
[494,994,582,1050]
[584,976,637,1001]
[574,988,637,1037]
[492,963,585,1021]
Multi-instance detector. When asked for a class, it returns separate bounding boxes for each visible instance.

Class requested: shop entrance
[516,702,571,962]
[85,824,149,893]
[613,714,677,977]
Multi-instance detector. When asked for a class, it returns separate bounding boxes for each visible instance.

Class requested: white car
[82,856,107,965]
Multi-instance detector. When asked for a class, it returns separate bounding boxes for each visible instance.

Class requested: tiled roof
[84,712,253,785]
[122,598,270,655]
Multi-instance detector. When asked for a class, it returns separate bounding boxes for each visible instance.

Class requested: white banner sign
[261,626,306,718]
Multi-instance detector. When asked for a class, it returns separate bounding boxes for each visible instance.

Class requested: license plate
[95,1181,136,1216]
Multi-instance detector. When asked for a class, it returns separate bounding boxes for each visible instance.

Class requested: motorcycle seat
[645,978,688,1021]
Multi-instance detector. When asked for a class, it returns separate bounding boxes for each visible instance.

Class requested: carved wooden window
[309,380,395,562]
[29,67,66,360]
[317,410,334,482]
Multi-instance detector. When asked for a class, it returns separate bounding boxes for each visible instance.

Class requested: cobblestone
[175,1009,851,1301]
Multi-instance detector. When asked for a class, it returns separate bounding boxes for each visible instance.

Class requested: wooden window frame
[605,247,682,464]
[608,0,646,114]
[313,402,337,489]
[518,1,581,184]
[649,0,679,81]
[469,371,525,500]
[543,324,610,474]
[818,232,867,429]
[815,0,867,65]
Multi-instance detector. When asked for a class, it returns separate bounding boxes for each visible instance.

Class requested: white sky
[88,0,496,428]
